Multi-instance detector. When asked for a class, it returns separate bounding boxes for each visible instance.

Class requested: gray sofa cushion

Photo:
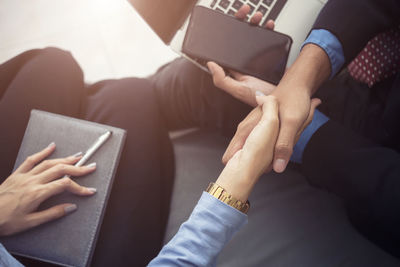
[166,130,399,266]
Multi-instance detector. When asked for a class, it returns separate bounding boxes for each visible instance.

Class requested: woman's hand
[0,142,97,236]
[215,94,279,202]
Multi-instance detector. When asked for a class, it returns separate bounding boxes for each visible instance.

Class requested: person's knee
[151,58,208,90]
[39,47,83,77]
[87,78,158,118]
[15,47,85,115]
[113,78,156,111]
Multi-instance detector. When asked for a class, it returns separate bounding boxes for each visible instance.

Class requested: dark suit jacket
[301,0,400,258]
[313,0,400,65]
[314,0,400,150]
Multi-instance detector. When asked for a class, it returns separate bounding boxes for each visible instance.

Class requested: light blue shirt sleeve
[302,29,345,78]
[0,243,25,267]
[291,109,329,164]
[148,192,248,267]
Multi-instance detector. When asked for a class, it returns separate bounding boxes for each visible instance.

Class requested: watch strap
[206,182,250,214]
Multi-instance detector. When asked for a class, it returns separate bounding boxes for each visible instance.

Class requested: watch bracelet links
[206,182,250,214]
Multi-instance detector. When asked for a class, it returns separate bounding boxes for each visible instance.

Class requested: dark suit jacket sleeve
[312,0,400,65]
[301,120,400,248]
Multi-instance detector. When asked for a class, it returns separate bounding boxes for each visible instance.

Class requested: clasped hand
[208,5,321,173]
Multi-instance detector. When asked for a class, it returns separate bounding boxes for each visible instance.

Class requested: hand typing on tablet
[0,143,96,236]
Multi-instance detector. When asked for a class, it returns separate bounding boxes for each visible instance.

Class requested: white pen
[75,131,112,167]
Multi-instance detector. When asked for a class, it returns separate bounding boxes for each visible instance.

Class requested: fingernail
[256,91,265,97]
[64,204,77,214]
[71,152,83,158]
[86,162,96,169]
[274,159,286,173]
[87,187,97,193]
[47,142,56,149]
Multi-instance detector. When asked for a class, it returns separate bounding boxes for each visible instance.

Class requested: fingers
[265,19,275,30]
[208,61,257,106]
[222,107,263,164]
[272,120,299,173]
[242,95,279,160]
[38,177,96,203]
[29,152,83,175]
[295,98,322,143]
[36,163,97,183]
[16,142,56,173]
[250,11,263,25]
[235,5,273,28]
[257,94,279,117]
[229,70,245,80]
[235,4,250,20]
[24,203,78,231]
[208,62,243,94]
[207,61,227,82]
[306,98,322,126]
[302,98,322,131]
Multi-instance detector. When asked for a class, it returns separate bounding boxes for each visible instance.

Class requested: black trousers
[150,58,252,136]
[0,48,174,267]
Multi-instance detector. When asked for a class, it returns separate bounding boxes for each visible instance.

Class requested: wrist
[215,171,255,203]
[281,43,331,96]
[206,182,250,214]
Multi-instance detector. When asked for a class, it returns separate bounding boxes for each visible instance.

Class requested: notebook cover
[0,110,126,267]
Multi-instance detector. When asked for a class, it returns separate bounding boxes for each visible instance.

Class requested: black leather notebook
[0,110,126,267]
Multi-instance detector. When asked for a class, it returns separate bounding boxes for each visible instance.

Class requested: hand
[207,5,277,107]
[215,8,330,172]
[266,43,330,172]
[216,94,279,202]
[222,94,321,170]
[0,143,97,236]
[270,84,317,172]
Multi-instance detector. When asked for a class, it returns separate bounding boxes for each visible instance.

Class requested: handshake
[207,4,324,175]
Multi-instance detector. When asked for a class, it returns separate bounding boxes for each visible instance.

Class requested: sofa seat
[165,130,399,267]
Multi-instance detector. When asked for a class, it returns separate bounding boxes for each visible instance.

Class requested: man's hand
[222,45,329,172]
[270,83,315,172]
[222,96,321,169]
[207,5,277,107]
[209,5,331,172]
[268,43,330,172]
[207,63,276,107]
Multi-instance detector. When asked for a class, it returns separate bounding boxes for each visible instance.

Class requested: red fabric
[348,26,400,87]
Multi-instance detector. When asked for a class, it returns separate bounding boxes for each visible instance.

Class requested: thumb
[207,61,232,90]
[207,61,225,79]
[273,99,322,173]
[273,121,298,173]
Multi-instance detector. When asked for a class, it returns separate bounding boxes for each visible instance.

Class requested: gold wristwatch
[206,182,250,214]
